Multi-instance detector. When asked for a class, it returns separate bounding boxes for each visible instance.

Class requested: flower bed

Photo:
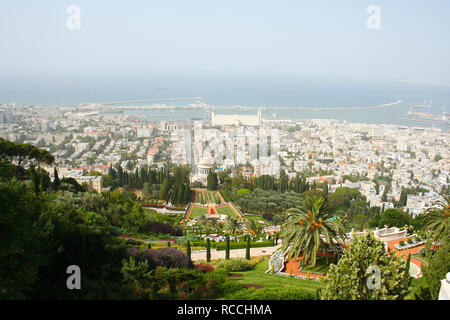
[394,238,425,250]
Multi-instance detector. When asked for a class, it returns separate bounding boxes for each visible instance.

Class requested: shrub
[125,239,141,246]
[263,212,274,221]
[407,238,413,244]
[215,258,258,272]
[415,236,421,242]
[176,234,199,244]
[228,287,315,300]
[146,221,182,236]
[194,263,214,273]
[399,241,405,247]
[129,247,194,270]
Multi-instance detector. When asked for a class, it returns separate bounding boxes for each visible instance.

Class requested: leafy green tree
[28,163,40,194]
[434,154,443,162]
[158,177,170,200]
[320,232,410,300]
[378,209,410,228]
[88,170,102,176]
[39,170,51,191]
[352,214,370,230]
[281,196,346,267]
[328,187,364,211]
[218,171,229,184]
[142,182,152,199]
[121,256,152,287]
[207,171,218,191]
[0,181,45,299]
[413,242,449,299]
[123,204,149,233]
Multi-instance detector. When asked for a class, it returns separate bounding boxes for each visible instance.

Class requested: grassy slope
[235,258,325,293]
[243,214,270,223]
[217,206,239,218]
[189,206,209,218]
[299,256,332,274]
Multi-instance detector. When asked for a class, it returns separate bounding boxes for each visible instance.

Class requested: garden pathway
[190,243,282,262]
[387,238,426,278]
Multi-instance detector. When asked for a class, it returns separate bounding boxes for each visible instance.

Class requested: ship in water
[403,99,449,128]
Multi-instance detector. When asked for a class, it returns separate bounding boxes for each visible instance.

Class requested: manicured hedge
[228,287,316,300]
[215,258,259,272]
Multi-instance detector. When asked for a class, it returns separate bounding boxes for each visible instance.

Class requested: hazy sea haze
[1,75,449,126]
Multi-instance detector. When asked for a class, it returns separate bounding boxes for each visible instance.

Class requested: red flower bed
[194,263,215,273]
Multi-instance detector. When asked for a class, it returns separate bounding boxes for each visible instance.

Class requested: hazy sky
[1,0,450,85]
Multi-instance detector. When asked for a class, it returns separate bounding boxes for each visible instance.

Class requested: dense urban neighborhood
[1,102,449,300]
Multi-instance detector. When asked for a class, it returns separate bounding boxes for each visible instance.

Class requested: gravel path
[190,243,282,261]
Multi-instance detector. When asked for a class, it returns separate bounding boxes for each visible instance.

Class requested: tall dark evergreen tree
[246,236,251,260]
[51,167,60,190]
[29,163,40,195]
[206,238,211,262]
[186,240,191,260]
[225,235,230,260]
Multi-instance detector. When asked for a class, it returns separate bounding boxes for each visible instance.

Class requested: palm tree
[245,219,263,236]
[224,217,244,236]
[280,195,347,267]
[422,195,449,246]
[196,215,209,235]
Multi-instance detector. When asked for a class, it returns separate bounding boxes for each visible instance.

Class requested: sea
[1,75,449,128]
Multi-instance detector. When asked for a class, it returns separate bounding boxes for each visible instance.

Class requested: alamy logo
[366,265,381,290]
[366,5,381,30]
[66,265,81,290]
[66,5,81,30]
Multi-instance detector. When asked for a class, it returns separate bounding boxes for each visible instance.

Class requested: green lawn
[243,214,270,223]
[299,256,332,274]
[217,206,239,218]
[189,206,208,218]
[233,258,325,293]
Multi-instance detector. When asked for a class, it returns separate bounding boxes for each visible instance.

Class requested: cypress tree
[212,173,218,190]
[246,236,251,260]
[206,238,211,262]
[177,185,184,204]
[29,163,40,195]
[52,167,60,190]
[167,241,171,247]
[186,240,191,259]
[207,171,213,191]
[183,184,190,204]
[171,187,178,204]
[225,235,230,260]
[118,166,123,186]
[406,253,412,286]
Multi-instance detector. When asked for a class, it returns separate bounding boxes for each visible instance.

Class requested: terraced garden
[197,190,222,204]
[217,206,239,218]
[189,206,209,218]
